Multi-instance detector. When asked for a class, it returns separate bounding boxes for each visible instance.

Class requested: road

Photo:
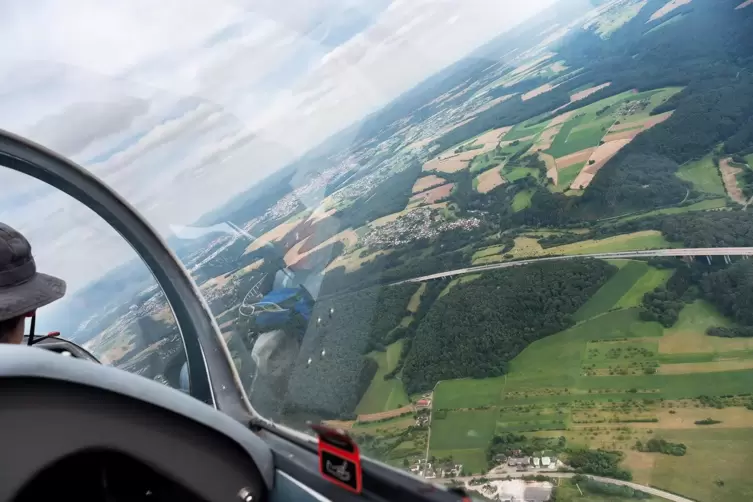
[392,247,753,285]
[443,471,694,502]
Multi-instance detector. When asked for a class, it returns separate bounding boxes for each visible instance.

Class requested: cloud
[0,0,558,295]
[28,97,149,157]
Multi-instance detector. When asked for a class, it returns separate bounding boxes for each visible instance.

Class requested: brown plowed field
[555,148,596,168]
[409,183,454,205]
[720,158,746,204]
[476,168,505,194]
[412,175,447,194]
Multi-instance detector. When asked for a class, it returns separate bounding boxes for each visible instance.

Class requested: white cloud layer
[0,0,556,293]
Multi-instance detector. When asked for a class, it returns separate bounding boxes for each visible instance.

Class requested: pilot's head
[0,223,66,344]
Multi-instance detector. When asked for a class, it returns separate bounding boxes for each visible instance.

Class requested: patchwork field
[356,340,410,415]
[424,127,511,173]
[408,183,454,206]
[405,254,753,498]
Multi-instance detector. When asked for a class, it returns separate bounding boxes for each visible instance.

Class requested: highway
[392,247,753,285]
[443,471,694,502]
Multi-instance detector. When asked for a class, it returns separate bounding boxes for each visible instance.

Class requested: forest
[401,260,615,393]
[283,283,419,418]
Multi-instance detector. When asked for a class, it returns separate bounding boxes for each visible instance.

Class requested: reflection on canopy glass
[2,0,753,501]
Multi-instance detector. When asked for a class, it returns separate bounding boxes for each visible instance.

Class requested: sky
[0,0,557,294]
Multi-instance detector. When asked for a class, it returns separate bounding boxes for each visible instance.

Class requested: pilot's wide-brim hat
[0,223,66,321]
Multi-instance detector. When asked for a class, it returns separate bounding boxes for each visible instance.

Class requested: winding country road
[392,247,753,285]
[444,471,694,502]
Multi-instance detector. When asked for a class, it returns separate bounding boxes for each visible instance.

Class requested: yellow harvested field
[284,229,358,267]
[720,158,746,204]
[570,82,611,103]
[659,359,753,375]
[500,135,535,147]
[588,138,632,168]
[511,54,553,77]
[325,249,392,273]
[534,125,563,151]
[412,175,447,194]
[623,451,656,486]
[649,0,692,22]
[640,111,674,128]
[409,183,454,205]
[244,219,299,254]
[471,94,516,115]
[737,0,753,8]
[603,128,642,142]
[547,167,558,185]
[606,111,672,139]
[357,404,414,423]
[322,420,355,430]
[307,207,336,224]
[475,126,513,145]
[522,83,559,101]
[548,111,573,128]
[571,172,595,190]
[476,168,505,194]
[231,259,265,278]
[660,333,753,355]
[556,148,596,168]
[630,407,753,430]
[200,272,233,291]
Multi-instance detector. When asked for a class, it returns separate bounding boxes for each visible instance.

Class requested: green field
[649,428,753,501]
[676,154,726,195]
[356,340,410,414]
[502,122,547,141]
[512,190,533,211]
[555,479,664,502]
[506,309,662,385]
[574,261,648,321]
[555,162,586,191]
[546,231,673,256]
[434,377,505,410]
[618,198,728,222]
[615,267,674,309]
[504,166,539,182]
[547,115,587,158]
[430,409,498,451]
[430,448,488,475]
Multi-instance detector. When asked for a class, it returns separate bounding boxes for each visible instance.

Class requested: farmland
[415,259,753,498]
[676,155,728,196]
[356,340,410,415]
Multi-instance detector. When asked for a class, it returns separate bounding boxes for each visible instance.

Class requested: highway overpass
[392,248,753,285]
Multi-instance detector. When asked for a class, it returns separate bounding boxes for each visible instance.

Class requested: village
[362,207,481,249]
